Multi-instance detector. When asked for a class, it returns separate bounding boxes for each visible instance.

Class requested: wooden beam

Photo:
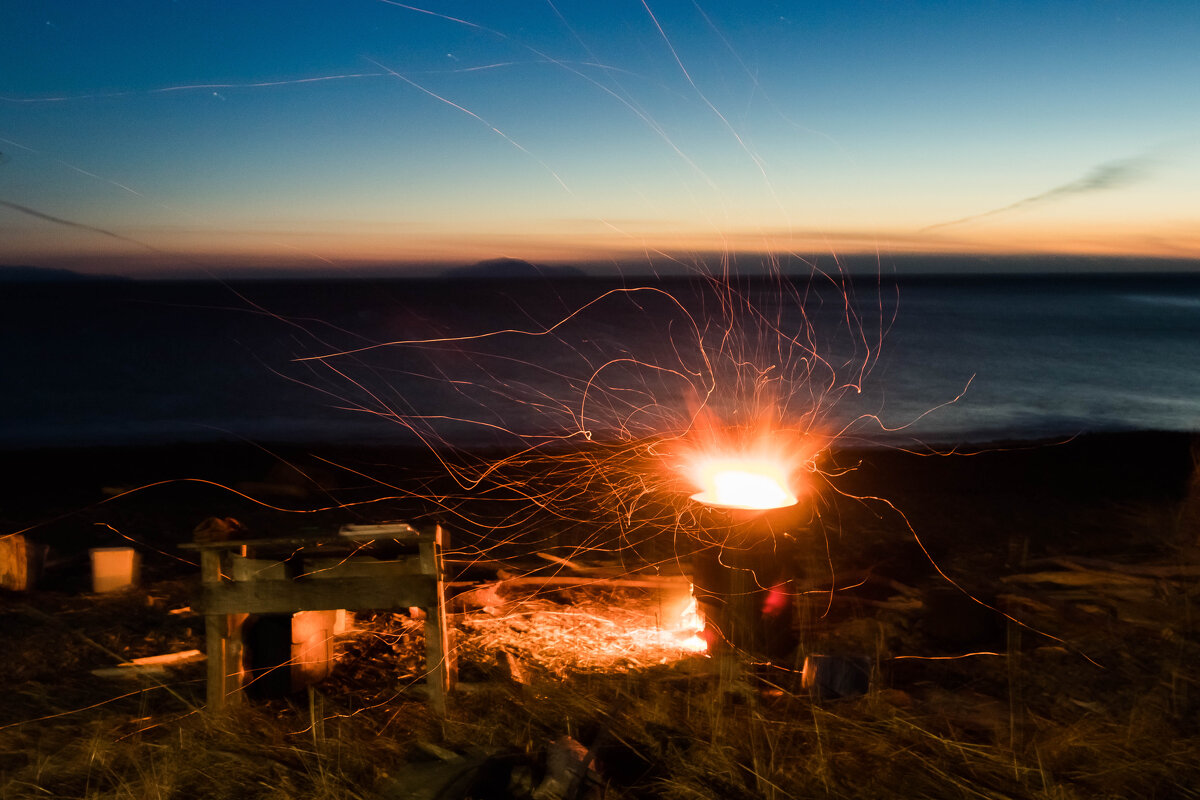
[199,576,437,616]
[423,525,453,715]
[180,528,426,552]
[494,576,691,591]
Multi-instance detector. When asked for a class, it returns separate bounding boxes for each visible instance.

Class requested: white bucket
[90,547,140,593]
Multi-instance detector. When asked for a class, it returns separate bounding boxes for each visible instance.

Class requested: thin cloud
[920,154,1156,233]
[0,199,162,252]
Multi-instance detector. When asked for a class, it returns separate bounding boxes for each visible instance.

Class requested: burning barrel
[687,460,810,659]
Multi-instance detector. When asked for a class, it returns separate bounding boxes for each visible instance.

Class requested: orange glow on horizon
[6,214,1200,278]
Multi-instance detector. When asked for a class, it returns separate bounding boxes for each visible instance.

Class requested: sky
[2,0,1199,278]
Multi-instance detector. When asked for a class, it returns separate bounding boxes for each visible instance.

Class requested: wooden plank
[1024,556,1200,579]
[199,575,438,615]
[230,556,289,582]
[183,538,319,551]
[339,522,422,540]
[181,528,432,551]
[1001,569,1155,588]
[297,556,429,580]
[495,576,691,591]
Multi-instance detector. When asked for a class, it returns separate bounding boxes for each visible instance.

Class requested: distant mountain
[441,258,589,280]
[0,265,128,283]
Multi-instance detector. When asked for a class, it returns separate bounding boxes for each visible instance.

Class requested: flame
[668,403,819,512]
[675,591,708,652]
[689,458,798,510]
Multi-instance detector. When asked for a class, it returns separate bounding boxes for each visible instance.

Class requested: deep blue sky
[2,1,1199,276]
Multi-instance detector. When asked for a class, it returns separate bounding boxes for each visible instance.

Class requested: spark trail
[0,0,1067,693]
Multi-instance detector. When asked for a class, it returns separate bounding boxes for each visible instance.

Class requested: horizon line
[4,252,1200,283]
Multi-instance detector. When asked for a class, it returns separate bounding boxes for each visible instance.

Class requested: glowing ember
[451,585,709,675]
[689,459,798,510]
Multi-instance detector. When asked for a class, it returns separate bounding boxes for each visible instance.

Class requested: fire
[689,458,798,510]
[668,403,819,513]
[674,591,708,653]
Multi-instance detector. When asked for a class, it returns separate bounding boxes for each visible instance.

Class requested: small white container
[90,547,140,593]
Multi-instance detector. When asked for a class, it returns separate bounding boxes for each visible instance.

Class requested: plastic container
[90,547,140,593]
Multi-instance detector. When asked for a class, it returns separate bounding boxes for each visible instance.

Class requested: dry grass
[4,434,1199,799]
[4,542,1200,800]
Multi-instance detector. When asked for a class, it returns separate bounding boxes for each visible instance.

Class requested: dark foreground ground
[1,431,1198,799]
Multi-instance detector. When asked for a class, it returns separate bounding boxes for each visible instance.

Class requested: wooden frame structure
[182,523,454,714]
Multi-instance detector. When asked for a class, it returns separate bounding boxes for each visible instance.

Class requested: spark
[364,56,573,194]
[0,72,387,103]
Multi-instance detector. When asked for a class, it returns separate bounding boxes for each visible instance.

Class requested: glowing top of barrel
[688,459,798,510]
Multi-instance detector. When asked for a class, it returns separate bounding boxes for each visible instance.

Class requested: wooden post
[421,525,455,715]
[200,549,245,709]
[0,534,34,591]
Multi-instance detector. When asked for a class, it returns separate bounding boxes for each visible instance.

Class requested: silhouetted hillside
[0,265,128,283]
[441,258,589,280]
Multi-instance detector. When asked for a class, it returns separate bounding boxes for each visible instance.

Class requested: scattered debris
[91,649,205,679]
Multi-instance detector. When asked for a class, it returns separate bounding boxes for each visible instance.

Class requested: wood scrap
[126,649,205,667]
[1001,569,1158,588]
[491,575,692,593]
[1022,556,1200,579]
[535,552,585,571]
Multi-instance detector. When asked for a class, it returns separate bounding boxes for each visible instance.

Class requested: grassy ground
[2,432,1198,799]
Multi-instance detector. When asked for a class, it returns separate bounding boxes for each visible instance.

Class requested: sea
[2,270,1199,451]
